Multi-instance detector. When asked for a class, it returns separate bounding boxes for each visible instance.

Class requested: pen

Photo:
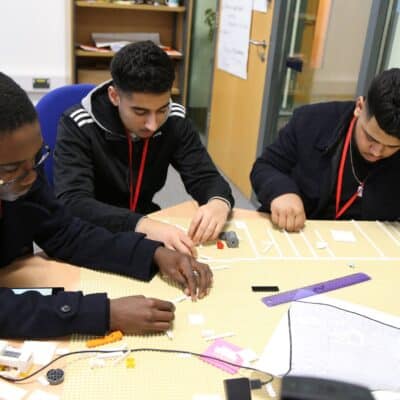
[251,286,279,292]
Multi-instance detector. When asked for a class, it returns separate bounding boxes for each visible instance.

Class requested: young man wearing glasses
[251,68,400,232]
[0,72,212,339]
[0,145,50,200]
[54,41,234,256]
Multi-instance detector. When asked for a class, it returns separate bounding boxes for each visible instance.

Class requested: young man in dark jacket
[0,72,212,339]
[251,68,400,232]
[54,41,234,256]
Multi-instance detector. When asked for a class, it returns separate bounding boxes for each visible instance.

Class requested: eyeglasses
[0,145,51,187]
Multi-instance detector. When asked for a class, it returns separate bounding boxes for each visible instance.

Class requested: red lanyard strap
[335,116,362,219]
[126,135,149,212]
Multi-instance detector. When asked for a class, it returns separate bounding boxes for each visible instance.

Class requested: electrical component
[219,231,239,248]
[0,340,33,373]
[224,377,252,400]
[46,368,64,385]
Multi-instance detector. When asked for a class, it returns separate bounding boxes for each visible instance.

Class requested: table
[2,201,400,400]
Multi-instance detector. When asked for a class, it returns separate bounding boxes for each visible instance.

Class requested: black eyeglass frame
[0,145,51,187]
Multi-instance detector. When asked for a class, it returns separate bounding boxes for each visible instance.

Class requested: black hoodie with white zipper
[54,80,234,233]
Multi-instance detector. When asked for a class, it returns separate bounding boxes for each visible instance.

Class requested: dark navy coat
[0,174,160,338]
[251,101,400,220]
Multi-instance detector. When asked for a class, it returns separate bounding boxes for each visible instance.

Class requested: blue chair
[36,83,95,186]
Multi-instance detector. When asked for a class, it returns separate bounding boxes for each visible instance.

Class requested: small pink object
[200,339,243,374]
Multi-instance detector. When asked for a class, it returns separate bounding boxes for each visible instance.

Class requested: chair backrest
[35,83,95,186]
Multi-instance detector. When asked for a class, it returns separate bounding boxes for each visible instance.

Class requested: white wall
[388,17,400,68]
[311,0,372,99]
[0,0,71,102]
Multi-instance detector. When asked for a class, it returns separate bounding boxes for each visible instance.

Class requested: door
[259,0,394,152]
[277,0,374,132]
[207,2,273,199]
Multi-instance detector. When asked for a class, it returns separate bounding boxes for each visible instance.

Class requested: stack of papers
[92,32,160,48]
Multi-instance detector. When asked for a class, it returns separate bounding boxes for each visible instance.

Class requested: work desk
[1,201,400,400]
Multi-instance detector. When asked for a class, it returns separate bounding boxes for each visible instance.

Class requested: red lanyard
[126,134,149,212]
[335,116,363,219]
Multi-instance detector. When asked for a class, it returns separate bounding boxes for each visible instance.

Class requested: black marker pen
[251,286,279,292]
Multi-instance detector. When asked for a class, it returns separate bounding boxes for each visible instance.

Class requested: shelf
[76,49,183,59]
[73,0,191,104]
[77,68,180,96]
[75,1,186,12]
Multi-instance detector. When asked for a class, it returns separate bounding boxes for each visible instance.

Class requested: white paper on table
[27,390,60,400]
[188,313,205,325]
[217,0,252,80]
[253,0,267,12]
[22,341,57,365]
[0,380,26,400]
[256,295,400,392]
[331,229,356,242]
[234,220,247,229]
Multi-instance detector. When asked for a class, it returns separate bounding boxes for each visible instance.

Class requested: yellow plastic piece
[125,356,135,369]
[86,330,123,348]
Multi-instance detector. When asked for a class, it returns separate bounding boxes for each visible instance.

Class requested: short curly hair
[366,68,400,139]
[0,72,37,136]
[110,41,175,94]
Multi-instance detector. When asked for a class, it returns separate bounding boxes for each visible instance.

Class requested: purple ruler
[262,272,371,307]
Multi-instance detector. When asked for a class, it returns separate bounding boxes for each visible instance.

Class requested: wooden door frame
[250,0,296,204]
[356,0,397,95]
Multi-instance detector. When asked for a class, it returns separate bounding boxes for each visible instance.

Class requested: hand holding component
[188,199,230,244]
[153,247,213,300]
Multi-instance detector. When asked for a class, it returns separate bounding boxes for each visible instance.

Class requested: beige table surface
[1,201,400,399]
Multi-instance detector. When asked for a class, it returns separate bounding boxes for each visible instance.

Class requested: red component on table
[217,240,224,249]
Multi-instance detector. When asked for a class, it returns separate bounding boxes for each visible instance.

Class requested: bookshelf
[72,0,193,104]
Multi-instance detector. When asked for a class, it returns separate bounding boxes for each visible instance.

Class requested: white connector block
[0,340,33,373]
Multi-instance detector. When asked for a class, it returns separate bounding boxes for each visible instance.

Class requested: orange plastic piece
[86,330,123,348]
[217,240,224,249]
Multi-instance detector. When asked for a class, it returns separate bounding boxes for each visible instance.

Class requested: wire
[0,347,275,385]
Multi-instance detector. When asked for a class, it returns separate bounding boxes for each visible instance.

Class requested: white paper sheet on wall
[217,0,252,79]
[253,0,267,12]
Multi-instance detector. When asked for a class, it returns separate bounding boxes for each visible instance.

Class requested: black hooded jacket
[54,81,234,232]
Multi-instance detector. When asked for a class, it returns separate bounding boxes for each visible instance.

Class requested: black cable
[0,347,274,385]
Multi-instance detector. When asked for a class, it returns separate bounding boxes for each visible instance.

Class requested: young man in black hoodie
[54,41,234,256]
[0,72,212,339]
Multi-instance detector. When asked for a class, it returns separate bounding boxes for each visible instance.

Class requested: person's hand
[136,217,195,256]
[188,199,230,244]
[109,295,175,334]
[270,193,306,232]
[153,247,213,300]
